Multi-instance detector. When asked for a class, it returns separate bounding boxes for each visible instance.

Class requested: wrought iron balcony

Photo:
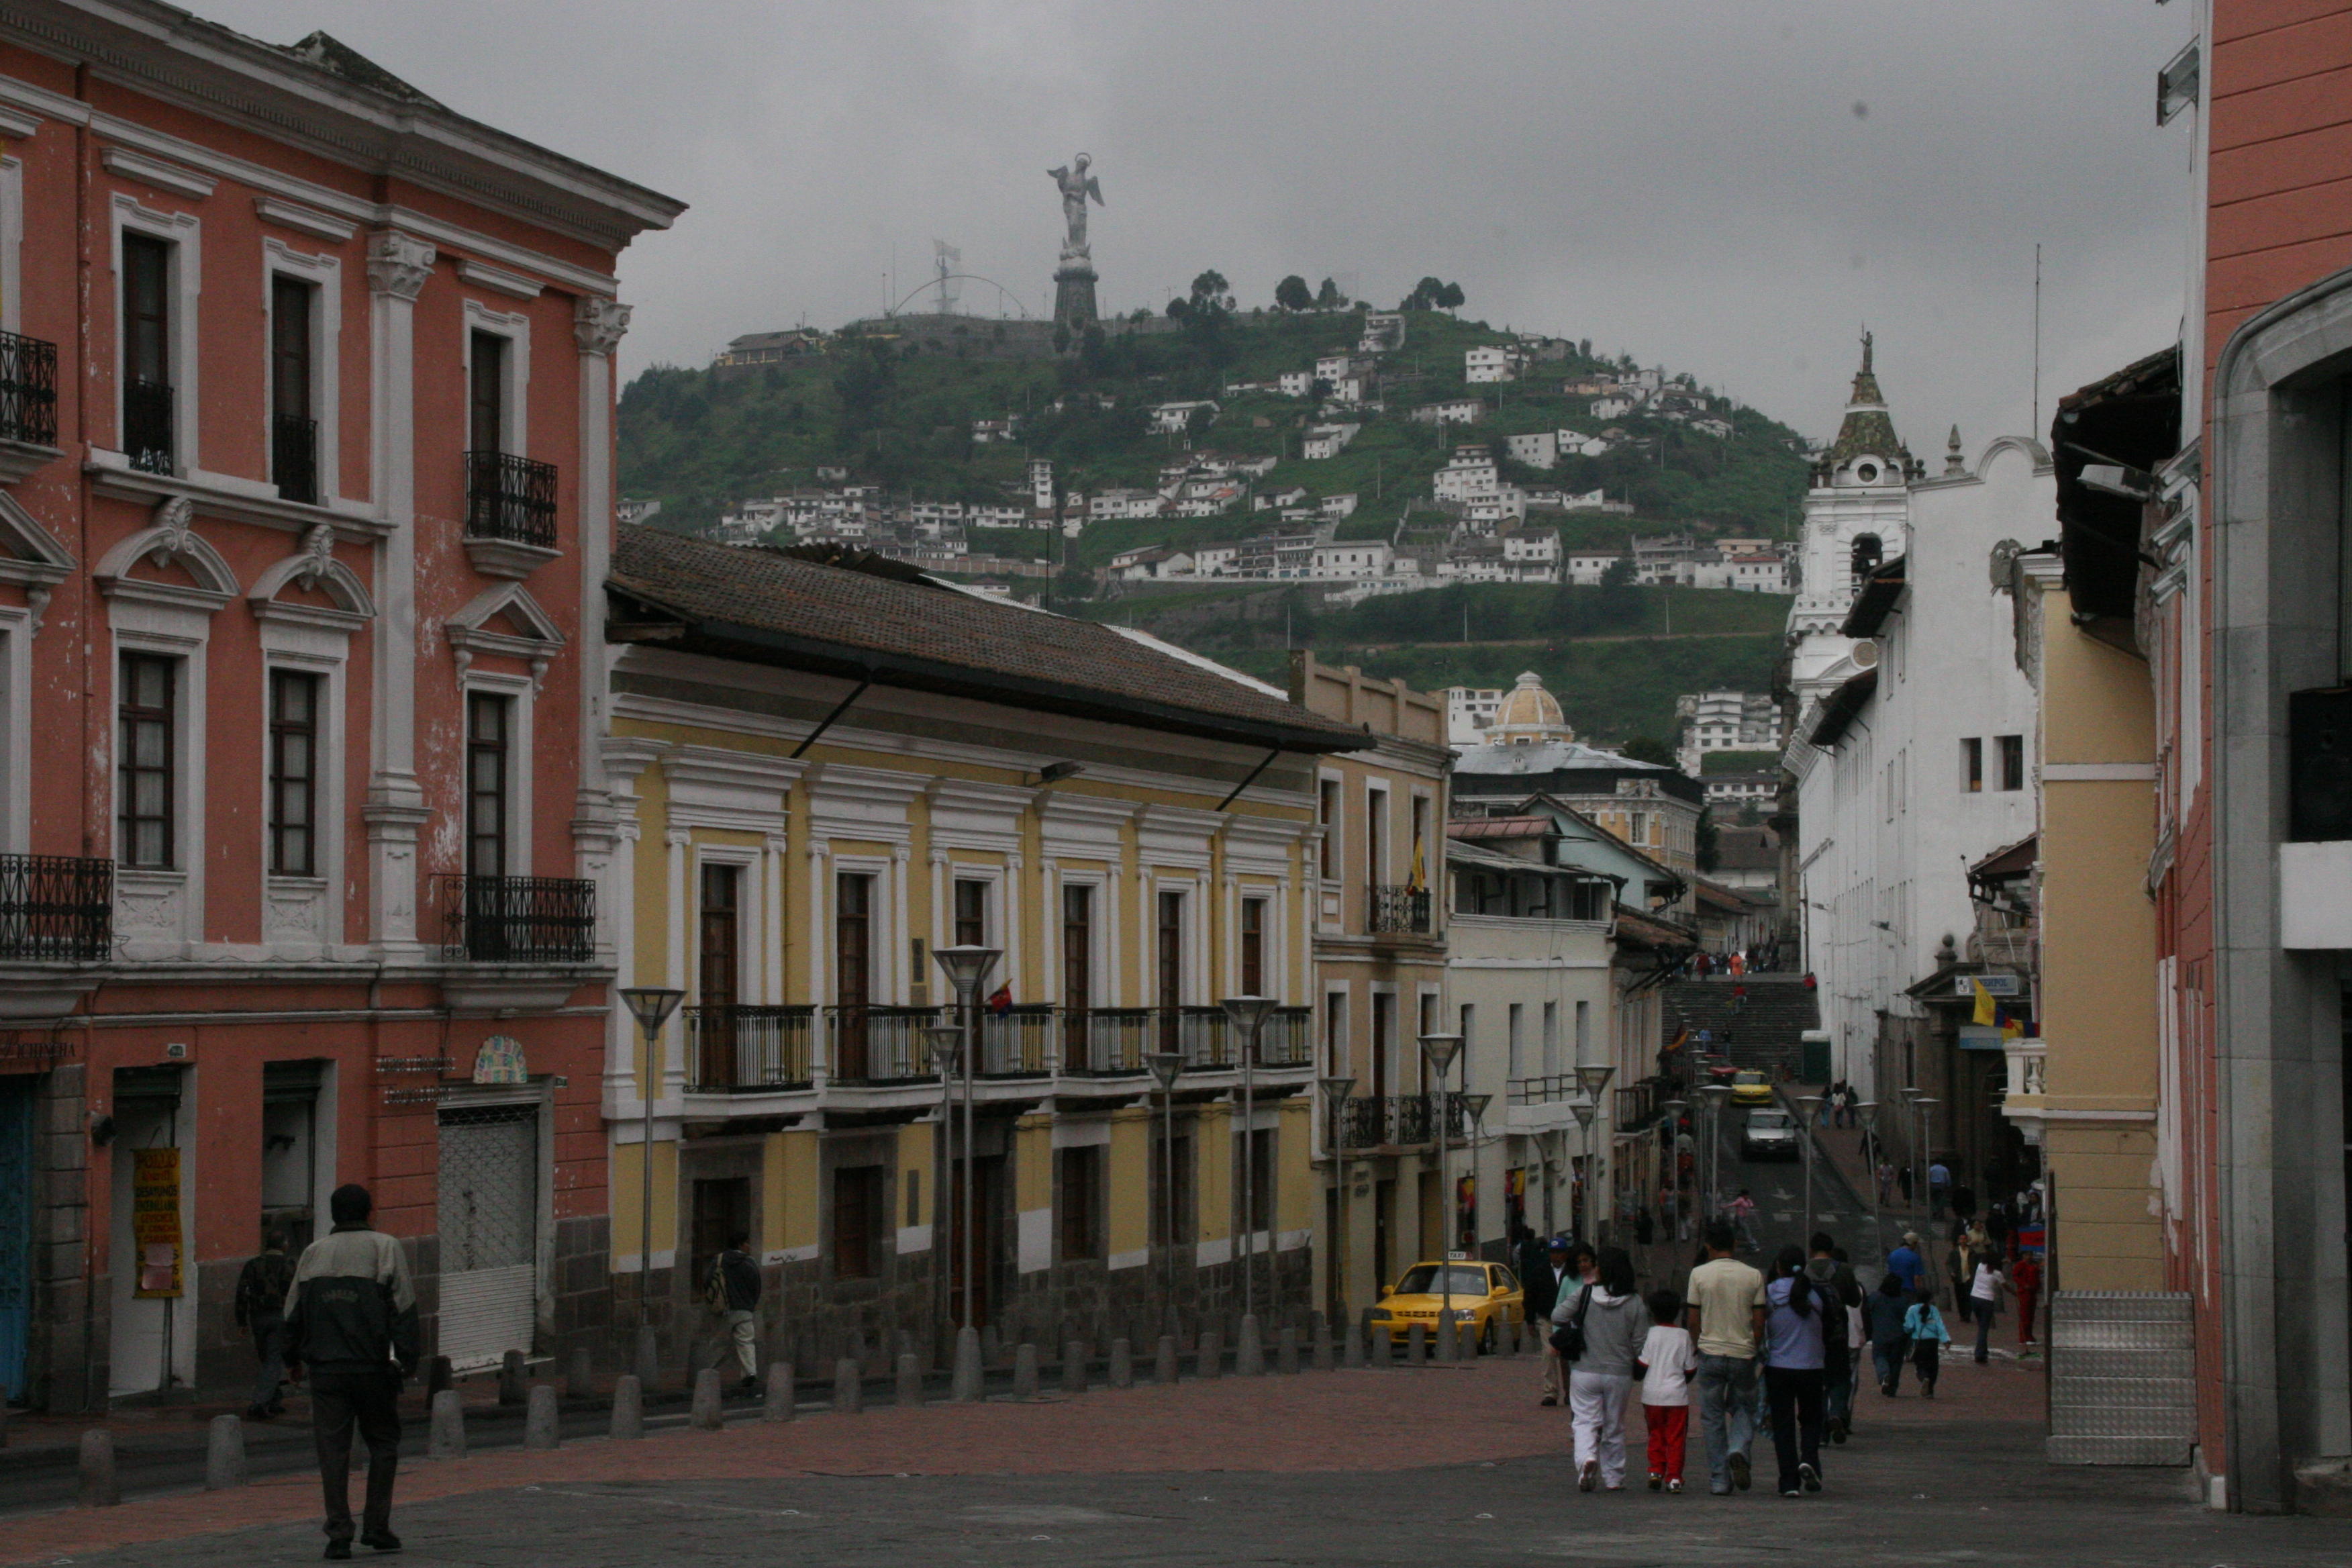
[1507,1073,1577,1106]
[464,450,558,550]
[825,1004,941,1085]
[437,874,595,963]
[0,330,58,449]
[272,413,319,505]
[123,379,174,475]
[1369,883,1432,935]
[685,1004,814,1092]
[0,853,111,961]
[1339,1092,1459,1150]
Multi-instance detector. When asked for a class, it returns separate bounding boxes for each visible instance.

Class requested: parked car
[1730,1069,1775,1106]
[1369,1260,1524,1353]
[1741,1108,1801,1160]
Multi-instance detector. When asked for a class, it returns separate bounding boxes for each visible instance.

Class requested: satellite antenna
[934,240,962,315]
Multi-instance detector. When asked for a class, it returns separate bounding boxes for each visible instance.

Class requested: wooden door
[836,873,872,1079]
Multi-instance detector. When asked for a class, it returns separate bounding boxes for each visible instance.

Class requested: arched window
[1851,534,1883,583]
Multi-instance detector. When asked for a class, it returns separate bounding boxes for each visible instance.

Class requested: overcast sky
[199,0,2200,450]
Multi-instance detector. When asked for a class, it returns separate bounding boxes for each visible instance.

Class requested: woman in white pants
[1555,1245,1649,1491]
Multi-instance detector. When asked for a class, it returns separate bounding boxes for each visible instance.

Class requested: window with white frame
[264,240,342,506]
[111,196,200,476]
[462,677,532,880]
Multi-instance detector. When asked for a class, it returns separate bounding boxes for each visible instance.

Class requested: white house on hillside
[1466,345,1517,383]
[1506,431,1559,469]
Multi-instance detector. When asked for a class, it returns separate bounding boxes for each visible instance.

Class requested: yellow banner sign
[132,1146,182,1298]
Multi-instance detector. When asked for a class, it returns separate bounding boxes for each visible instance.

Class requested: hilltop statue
[1048,154,1104,262]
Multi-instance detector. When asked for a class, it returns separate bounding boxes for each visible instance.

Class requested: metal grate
[685,1005,814,1091]
[463,450,558,550]
[438,875,595,963]
[435,1103,538,1371]
[2045,1291,2196,1466]
[0,330,58,449]
[1369,885,1432,934]
[271,413,318,504]
[123,379,173,474]
[0,853,112,961]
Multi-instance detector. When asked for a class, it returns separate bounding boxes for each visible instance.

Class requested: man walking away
[712,1232,763,1392]
[1865,1273,1912,1395]
[2010,1252,2041,1348]
[1684,1220,1766,1496]
[1928,1159,1951,1220]
[1885,1231,1928,1297]
[1969,1253,2006,1363]
[1640,1289,1698,1492]
[236,1231,295,1420]
[1726,1188,1760,1255]
[1803,1234,1857,1442]
[1904,1293,1951,1397]
[1524,1235,1567,1406]
[283,1185,418,1560]
[1561,1247,1647,1492]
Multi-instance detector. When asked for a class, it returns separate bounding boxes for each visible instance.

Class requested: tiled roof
[610,525,1369,752]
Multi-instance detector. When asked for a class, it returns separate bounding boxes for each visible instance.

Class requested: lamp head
[1417,1032,1465,1075]
[1857,1099,1878,1131]
[1219,995,1279,1036]
[1146,1051,1183,1091]
[1699,1083,1733,1106]
[1463,1092,1492,1125]
[1571,1099,1598,1129]
[925,1024,963,1075]
[618,986,685,1035]
[932,944,1001,1003]
[1318,1075,1357,1104]
[1575,1063,1616,1099]
[1662,1098,1687,1116]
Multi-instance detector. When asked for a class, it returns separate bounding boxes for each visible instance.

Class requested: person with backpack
[234,1231,295,1421]
[1904,1292,1952,1398]
[708,1230,763,1392]
[1803,1233,1859,1442]
[1865,1273,1912,1395]
[1761,1245,1828,1496]
[1555,1245,1647,1492]
[1639,1288,1698,1493]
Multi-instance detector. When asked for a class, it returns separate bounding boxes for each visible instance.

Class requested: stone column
[571,297,630,861]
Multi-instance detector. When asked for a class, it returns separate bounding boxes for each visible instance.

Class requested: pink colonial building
[0,3,681,1410]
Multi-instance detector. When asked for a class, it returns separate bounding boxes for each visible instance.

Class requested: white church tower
[1786,333,1920,707]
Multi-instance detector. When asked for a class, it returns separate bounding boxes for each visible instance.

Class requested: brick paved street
[5,1354,2344,1567]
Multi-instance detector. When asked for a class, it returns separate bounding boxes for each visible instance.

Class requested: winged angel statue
[1048,154,1104,262]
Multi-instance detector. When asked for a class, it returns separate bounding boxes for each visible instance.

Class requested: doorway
[1373,1177,1396,1291]
[689,1177,750,1306]
[836,873,873,1079]
[108,1065,189,1398]
[947,1153,1005,1328]
[260,1062,324,1256]
[436,1102,539,1371]
[0,1075,33,1401]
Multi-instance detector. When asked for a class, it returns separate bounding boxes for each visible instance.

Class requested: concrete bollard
[204,1412,246,1489]
[691,1367,725,1430]
[952,1325,983,1404]
[424,1355,454,1403]
[1236,1314,1264,1376]
[1344,1318,1367,1369]
[896,1353,924,1407]
[77,1429,118,1508]
[1406,1323,1427,1365]
[1496,1316,1517,1358]
[633,1325,661,1390]
[1197,1329,1223,1379]
[1313,1316,1334,1371]
[1277,1324,1301,1375]
[1156,1334,1179,1384]
[567,1345,595,1400]
[1061,1338,1089,1395]
[498,1348,528,1406]
[428,1389,465,1460]
[1108,1338,1134,1389]
[832,1358,863,1414]
[610,1374,645,1440]
[526,1383,561,1449]
[981,1324,1003,1365]
[1434,1315,1457,1363]
[1012,1342,1040,1398]
[763,1361,795,1422]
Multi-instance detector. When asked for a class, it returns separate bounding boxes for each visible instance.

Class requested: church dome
[1486,671,1575,744]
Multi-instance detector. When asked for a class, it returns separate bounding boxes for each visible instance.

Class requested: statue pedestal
[1053,262,1098,335]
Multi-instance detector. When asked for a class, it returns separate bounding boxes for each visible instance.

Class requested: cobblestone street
[6,1356,2343,1567]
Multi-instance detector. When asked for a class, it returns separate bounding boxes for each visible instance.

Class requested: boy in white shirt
[1640,1288,1700,1492]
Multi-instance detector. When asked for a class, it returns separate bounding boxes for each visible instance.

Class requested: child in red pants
[1638,1289,1698,1491]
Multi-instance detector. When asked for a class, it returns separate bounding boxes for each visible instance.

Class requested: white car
[1741,1108,1801,1161]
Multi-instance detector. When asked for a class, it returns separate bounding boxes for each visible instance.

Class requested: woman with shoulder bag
[1555,1246,1648,1493]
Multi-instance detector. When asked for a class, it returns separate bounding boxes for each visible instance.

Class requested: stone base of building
[1053,264,1099,335]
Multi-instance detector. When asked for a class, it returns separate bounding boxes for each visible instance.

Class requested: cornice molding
[254,193,352,242]
[101,142,212,198]
[456,257,542,301]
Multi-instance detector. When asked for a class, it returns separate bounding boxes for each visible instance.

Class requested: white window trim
[461,298,530,456]
[946,863,1004,952]
[258,633,348,955]
[0,609,25,852]
[462,671,535,879]
[1236,883,1279,1001]
[0,152,21,335]
[110,193,201,473]
[829,853,898,1005]
[110,619,208,957]
[262,238,343,506]
[1057,870,1106,1009]
[691,843,764,1006]
[1365,782,1390,887]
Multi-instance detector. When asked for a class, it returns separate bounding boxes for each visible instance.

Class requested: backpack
[1549,1284,1592,1361]
[705,1255,731,1312]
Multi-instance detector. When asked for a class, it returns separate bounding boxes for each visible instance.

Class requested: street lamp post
[1912,1097,1941,1230]
[1575,1065,1616,1241]
[1698,1083,1734,1224]
[932,946,1000,1367]
[1797,1094,1823,1247]
[1857,1100,1881,1256]
[1661,1099,1687,1244]
[1220,995,1279,1324]
[1318,1075,1356,1334]
[618,986,685,1326]
[1148,1051,1185,1339]
[1463,1090,1492,1348]
[926,1024,963,1363]
[1417,1032,1465,1355]
[1569,1098,1598,1244]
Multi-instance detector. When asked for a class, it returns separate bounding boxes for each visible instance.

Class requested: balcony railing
[124,379,174,475]
[826,1004,941,1084]
[1369,883,1432,934]
[464,450,559,550]
[685,1004,814,1092]
[0,853,111,961]
[979,1003,1055,1076]
[1064,1007,1152,1076]
[1508,1073,1576,1106]
[0,330,58,448]
[1339,1091,1463,1149]
[272,413,319,505]
[437,874,595,963]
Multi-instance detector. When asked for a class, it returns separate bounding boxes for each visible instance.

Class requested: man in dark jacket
[283,1184,418,1560]
[712,1231,763,1392]
[235,1231,295,1420]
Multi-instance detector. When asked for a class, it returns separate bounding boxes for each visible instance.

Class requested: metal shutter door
[436,1106,538,1371]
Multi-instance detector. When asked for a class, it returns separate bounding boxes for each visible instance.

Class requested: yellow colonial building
[597,527,1367,1372]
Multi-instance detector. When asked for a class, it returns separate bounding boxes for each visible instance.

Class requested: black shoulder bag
[1549,1284,1593,1361]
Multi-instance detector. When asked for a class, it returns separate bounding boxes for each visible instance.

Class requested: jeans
[1694,1353,1757,1493]
[1973,1304,1995,1362]
[1569,1370,1632,1486]
[1912,1336,1941,1391]
[247,1317,285,1410]
[1764,1366,1824,1493]
[308,1369,402,1543]
[1871,1339,1908,1391]
[1823,1349,1853,1430]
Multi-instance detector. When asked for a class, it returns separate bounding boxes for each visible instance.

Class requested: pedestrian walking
[1683,1220,1766,1496]
[234,1231,295,1421]
[1639,1289,1698,1493]
[1725,1188,1760,1255]
[2011,1252,2041,1347]
[1885,1230,1929,1297]
[1524,1234,1568,1406]
[1904,1294,1951,1398]
[1928,1159,1951,1218]
[1875,1159,1894,1207]
[1947,1238,1972,1324]
[1969,1255,2006,1363]
[1865,1273,1912,1395]
[1559,1246,1646,1492]
[709,1230,763,1391]
[1761,1246,1828,1497]
[1803,1234,1858,1443]
[282,1185,418,1560]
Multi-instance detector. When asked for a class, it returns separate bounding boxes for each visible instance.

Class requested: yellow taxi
[1730,1069,1775,1106]
[1369,1259,1524,1353]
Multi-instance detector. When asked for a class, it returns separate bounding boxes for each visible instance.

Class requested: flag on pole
[1971,978,1998,1028]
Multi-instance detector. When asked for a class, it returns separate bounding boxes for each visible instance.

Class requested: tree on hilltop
[1274,275,1313,313]
[1316,277,1345,309]
[1400,277,1466,311]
